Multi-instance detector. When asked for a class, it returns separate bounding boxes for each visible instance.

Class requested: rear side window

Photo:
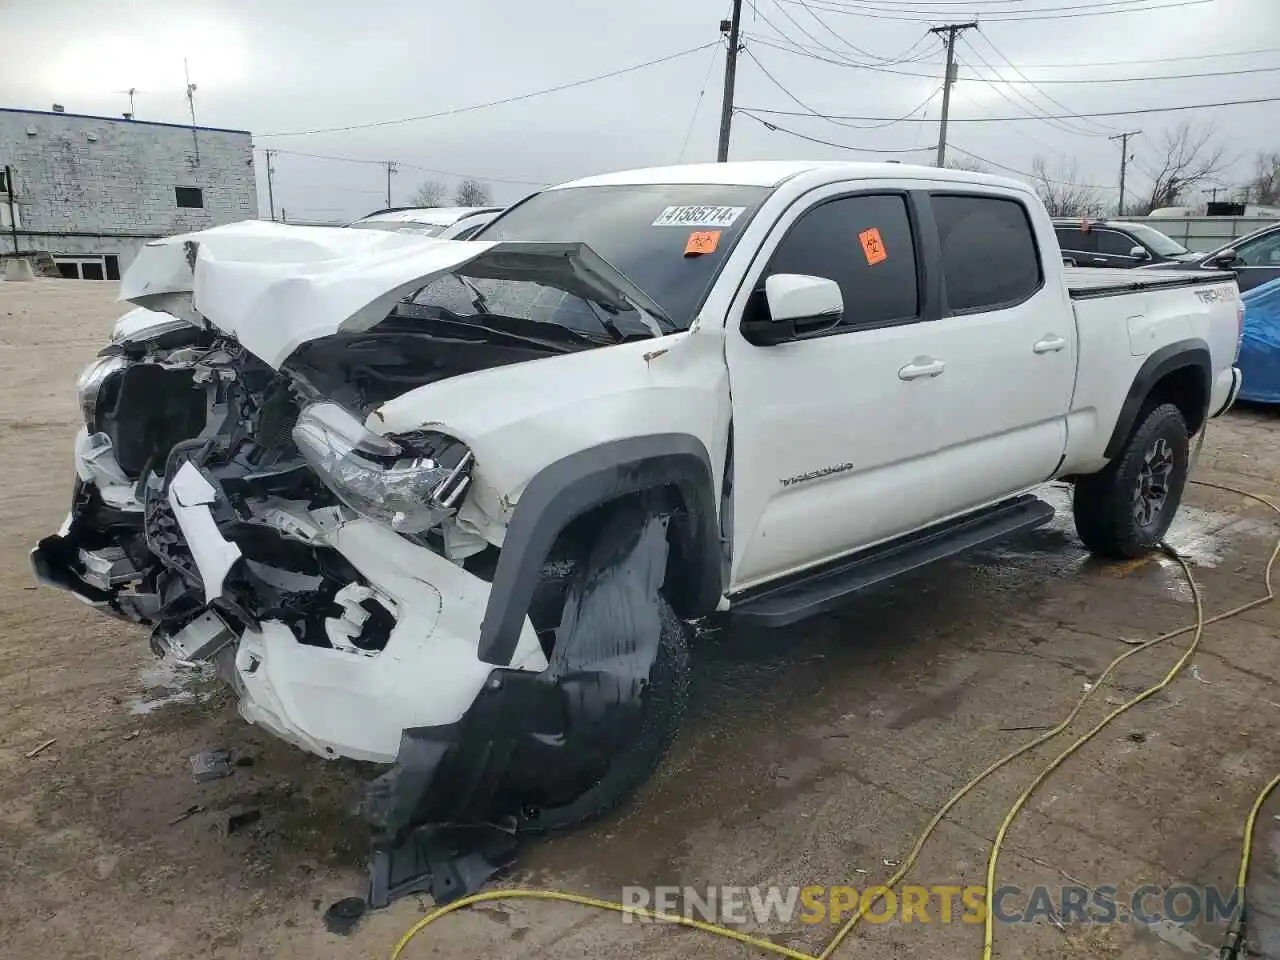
[763,193,919,329]
[1054,227,1093,253]
[933,195,1042,312]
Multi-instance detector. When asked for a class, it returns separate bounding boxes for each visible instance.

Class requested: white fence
[1121,215,1280,252]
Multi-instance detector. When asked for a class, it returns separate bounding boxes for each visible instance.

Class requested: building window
[175,186,204,208]
[0,170,8,193]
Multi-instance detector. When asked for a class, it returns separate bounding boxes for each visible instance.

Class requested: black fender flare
[477,434,722,666]
[1103,338,1211,461]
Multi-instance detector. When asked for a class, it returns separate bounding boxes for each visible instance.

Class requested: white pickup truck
[34,161,1243,839]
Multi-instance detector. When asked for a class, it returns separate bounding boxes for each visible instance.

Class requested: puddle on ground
[981,483,1274,604]
[130,658,217,715]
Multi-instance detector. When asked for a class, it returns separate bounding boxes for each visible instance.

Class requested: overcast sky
[1,0,1276,221]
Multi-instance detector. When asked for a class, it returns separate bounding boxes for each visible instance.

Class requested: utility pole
[265,149,277,221]
[930,22,976,168]
[183,58,200,166]
[385,160,398,207]
[716,0,743,163]
[1108,130,1141,216]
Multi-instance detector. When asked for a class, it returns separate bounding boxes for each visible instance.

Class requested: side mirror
[742,274,843,346]
[1206,248,1239,269]
[1129,245,1150,260]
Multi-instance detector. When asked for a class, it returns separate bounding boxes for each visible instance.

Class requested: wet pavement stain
[887,680,972,730]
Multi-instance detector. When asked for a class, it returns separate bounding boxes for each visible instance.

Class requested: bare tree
[454,179,492,207]
[945,156,990,174]
[409,180,446,207]
[1248,151,1280,206]
[1134,122,1228,213]
[1029,156,1104,218]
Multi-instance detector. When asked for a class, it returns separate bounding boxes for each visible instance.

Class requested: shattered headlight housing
[75,354,130,428]
[292,402,473,534]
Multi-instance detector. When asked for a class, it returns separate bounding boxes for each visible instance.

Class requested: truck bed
[1064,266,1235,300]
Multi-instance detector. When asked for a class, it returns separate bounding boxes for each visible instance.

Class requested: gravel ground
[1,278,1278,960]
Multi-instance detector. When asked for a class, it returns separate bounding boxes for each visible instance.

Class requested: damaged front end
[33,225,697,874]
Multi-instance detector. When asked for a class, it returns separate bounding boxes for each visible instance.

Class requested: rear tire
[1072,402,1190,559]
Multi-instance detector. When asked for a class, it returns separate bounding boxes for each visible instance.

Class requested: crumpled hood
[117,220,669,368]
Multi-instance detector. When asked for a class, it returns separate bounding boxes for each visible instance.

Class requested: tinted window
[478,183,771,329]
[762,194,918,328]
[1054,227,1093,253]
[934,196,1042,311]
[1095,230,1139,256]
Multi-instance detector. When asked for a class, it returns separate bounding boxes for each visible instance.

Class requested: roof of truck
[553,160,1024,191]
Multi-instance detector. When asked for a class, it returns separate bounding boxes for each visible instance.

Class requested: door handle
[1033,335,1068,354]
[898,357,946,380]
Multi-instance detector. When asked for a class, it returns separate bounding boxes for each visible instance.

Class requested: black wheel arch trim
[477,433,721,666]
[1103,338,1211,461]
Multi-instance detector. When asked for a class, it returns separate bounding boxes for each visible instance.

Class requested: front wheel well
[527,487,713,655]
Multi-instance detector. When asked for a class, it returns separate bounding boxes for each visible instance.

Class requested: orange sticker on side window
[859,227,887,265]
[684,230,721,256]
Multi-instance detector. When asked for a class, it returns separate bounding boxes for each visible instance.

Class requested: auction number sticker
[652,205,745,228]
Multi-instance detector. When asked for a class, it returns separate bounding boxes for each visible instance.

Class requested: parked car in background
[347,205,504,240]
[1053,218,1197,269]
[1146,221,1280,294]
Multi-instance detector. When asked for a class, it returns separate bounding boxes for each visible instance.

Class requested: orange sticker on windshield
[684,230,721,256]
[859,227,887,265]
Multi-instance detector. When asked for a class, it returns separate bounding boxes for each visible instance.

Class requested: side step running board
[730,494,1055,628]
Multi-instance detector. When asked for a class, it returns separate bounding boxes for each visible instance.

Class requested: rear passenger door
[923,193,1075,518]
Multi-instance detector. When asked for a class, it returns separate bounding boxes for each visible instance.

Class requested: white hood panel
[119,220,498,368]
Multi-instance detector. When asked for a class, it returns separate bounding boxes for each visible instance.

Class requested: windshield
[473,183,772,329]
[1117,222,1189,257]
[348,220,447,237]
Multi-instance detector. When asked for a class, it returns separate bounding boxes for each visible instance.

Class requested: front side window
[933,195,1042,312]
[761,193,919,329]
[1094,230,1140,257]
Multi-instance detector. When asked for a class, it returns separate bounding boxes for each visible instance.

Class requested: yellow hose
[391,477,1280,960]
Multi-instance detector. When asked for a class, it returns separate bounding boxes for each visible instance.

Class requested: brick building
[0,107,257,279]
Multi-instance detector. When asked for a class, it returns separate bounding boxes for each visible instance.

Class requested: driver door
[723,187,949,591]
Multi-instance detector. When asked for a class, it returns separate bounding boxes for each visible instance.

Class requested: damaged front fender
[361,503,689,839]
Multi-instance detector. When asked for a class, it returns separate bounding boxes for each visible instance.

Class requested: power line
[768,0,931,65]
[259,42,719,137]
[960,34,1109,137]
[777,0,1215,21]
[742,33,1275,85]
[736,109,936,152]
[738,94,1280,121]
[795,0,935,63]
[260,147,547,186]
[678,40,724,162]
[745,33,1280,69]
[784,0,1204,10]
[743,45,941,130]
[945,145,1113,188]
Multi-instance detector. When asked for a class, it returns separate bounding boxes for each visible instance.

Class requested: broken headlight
[75,354,129,428]
[291,402,473,534]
